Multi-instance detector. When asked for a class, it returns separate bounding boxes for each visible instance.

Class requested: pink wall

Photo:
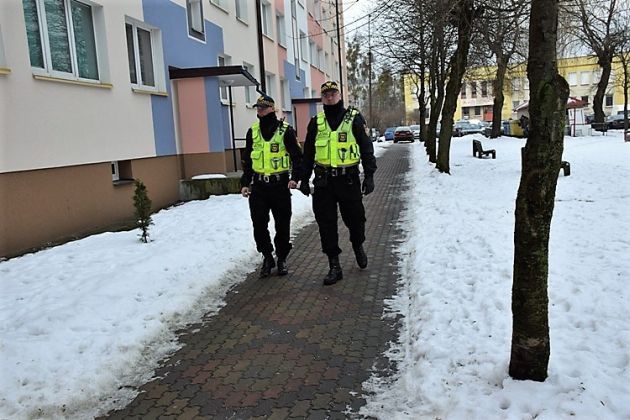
[176,79,210,154]
[278,46,287,78]
[311,67,325,90]
[293,103,315,141]
[308,16,324,48]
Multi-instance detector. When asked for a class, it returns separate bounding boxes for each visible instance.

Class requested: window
[300,31,308,63]
[460,82,467,98]
[481,81,488,97]
[210,0,228,11]
[261,1,272,37]
[218,55,230,101]
[243,62,254,104]
[265,72,275,97]
[463,107,470,117]
[280,78,289,109]
[291,0,300,79]
[605,94,613,107]
[581,95,589,104]
[474,106,481,116]
[317,47,323,70]
[22,0,103,81]
[276,14,286,46]
[235,0,247,21]
[580,71,590,85]
[126,18,165,91]
[111,160,132,182]
[324,51,329,74]
[0,24,7,71]
[471,82,477,98]
[309,40,316,64]
[568,72,577,86]
[187,0,204,41]
[513,100,519,110]
[512,78,521,91]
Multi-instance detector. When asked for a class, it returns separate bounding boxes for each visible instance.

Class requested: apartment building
[0,0,347,258]
[403,55,626,123]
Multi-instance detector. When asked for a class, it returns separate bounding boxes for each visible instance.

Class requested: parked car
[482,121,505,137]
[453,120,484,136]
[394,126,414,143]
[607,114,628,129]
[383,127,396,141]
[410,124,421,141]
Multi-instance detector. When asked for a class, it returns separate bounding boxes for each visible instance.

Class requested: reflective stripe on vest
[251,121,291,175]
[314,109,361,167]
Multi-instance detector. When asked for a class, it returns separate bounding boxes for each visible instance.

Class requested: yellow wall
[403,54,627,122]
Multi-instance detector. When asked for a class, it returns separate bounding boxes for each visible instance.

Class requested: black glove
[299,180,311,196]
[362,175,374,195]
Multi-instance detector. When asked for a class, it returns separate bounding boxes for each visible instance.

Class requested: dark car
[453,121,484,136]
[394,126,414,143]
[607,114,628,129]
[482,121,505,137]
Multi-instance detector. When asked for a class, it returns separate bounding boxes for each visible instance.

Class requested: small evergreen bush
[133,179,153,243]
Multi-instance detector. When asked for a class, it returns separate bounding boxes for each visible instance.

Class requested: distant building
[403,55,627,124]
[0,0,347,258]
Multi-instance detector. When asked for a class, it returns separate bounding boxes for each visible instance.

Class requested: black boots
[323,256,343,286]
[353,244,368,269]
[277,259,288,276]
[259,253,276,278]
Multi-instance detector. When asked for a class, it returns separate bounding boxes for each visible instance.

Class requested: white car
[410,124,421,141]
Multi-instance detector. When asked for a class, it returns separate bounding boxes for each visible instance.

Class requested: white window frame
[218,55,231,102]
[300,31,308,63]
[568,72,577,86]
[309,39,316,65]
[210,0,229,12]
[276,14,286,47]
[0,23,8,73]
[261,1,272,37]
[580,71,590,85]
[186,0,205,42]
[280,78,288,110]
[235,0,248,22]
[111,161,120,181]
[125,17,166,93]
[243,61,255,105]
[24,0,105,83]
[265,72,276,98]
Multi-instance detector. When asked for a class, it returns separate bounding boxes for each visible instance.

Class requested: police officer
[296,81,377,286]
[241,95,302,278]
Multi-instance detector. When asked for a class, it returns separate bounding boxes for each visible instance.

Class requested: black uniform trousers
[312,171,366,257]
[248,181,292,260]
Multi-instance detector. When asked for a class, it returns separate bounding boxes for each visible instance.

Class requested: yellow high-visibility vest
[251,121,291,175]
[314,109,360,167]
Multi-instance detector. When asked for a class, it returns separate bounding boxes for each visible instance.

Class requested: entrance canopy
[169,65,259,89]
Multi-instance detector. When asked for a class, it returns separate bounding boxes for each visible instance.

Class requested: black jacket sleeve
[283,126,303,182]
[240,128,254,188]
[352,112,377,176]
[301,117,319,182]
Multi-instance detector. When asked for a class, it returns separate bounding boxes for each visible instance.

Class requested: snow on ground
[0,142,390,419]
[361,131,630,419]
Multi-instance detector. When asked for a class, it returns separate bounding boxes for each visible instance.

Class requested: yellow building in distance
[403,55,627,124]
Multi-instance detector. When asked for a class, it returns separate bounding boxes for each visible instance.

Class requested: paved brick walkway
[101,145,410,419]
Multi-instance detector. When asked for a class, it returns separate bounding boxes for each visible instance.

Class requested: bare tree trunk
[437,0,474,173]
[491,57,508,138]
[510,0,569,381]
[593,59,612,124]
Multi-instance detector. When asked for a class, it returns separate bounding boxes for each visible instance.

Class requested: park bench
[472,140,496,159]
[560,161,571,176]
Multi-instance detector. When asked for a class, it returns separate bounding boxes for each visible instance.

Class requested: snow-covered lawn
[361,131,630,419]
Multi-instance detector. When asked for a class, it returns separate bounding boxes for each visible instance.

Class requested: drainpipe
[256,0,266,93]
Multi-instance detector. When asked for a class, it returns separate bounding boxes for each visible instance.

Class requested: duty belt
[253,172,289,183]
[315,165,359,177]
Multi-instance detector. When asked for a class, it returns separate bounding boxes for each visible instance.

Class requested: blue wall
[283,60,307,126]
[142,0,227,156]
